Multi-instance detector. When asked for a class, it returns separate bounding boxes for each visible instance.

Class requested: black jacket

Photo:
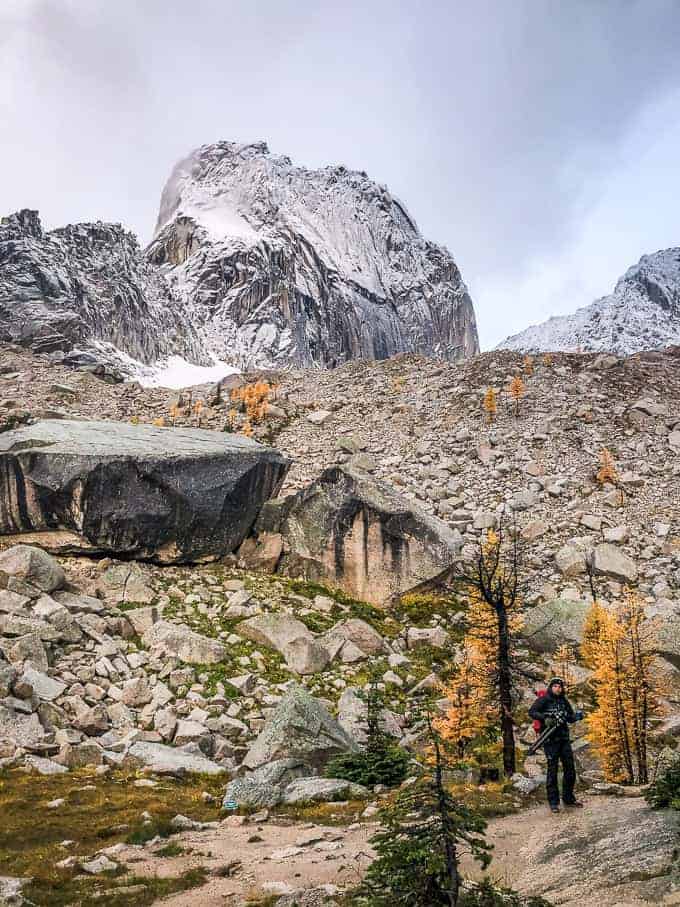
[528,690,576,740]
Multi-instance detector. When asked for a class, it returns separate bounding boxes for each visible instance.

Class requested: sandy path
[120,817,376,904]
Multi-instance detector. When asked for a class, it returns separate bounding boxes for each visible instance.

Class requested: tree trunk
[432,723,460,906]
[496,604,516,777]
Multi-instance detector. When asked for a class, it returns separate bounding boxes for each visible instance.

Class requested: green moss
[394,591,466,629]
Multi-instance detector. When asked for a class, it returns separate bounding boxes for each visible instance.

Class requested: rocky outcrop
[253,465,463,605]
[0,419,289,563]
[0,209,203,368]
[147,141,479,369]
[241,686,358,772]
[1,143,479,374]
[500,247,680,354]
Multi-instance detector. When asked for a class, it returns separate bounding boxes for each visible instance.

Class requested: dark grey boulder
[0,419,290,563]
[253,465,462,604]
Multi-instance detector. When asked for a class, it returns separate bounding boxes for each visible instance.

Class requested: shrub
[645,758,680,809]
[325,745,410,788]
[460,878,552,906]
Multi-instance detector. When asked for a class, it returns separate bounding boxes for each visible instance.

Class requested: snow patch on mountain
[499,248,680,354]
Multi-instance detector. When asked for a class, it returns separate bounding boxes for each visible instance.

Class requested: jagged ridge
[499,248,680,354]
[0,142,480,373]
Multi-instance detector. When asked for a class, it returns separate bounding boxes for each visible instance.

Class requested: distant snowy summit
[499,248,680,354]
[0,141,479,380]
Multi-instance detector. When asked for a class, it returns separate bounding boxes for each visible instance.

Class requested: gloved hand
[545,716,558,728]
[574,709,585,721]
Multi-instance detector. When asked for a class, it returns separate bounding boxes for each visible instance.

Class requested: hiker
[528,677,585,814]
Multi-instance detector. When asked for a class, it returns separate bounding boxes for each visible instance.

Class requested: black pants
[544,736,576,806]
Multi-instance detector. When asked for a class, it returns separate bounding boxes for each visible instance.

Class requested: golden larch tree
[437,643,494,759]
[523,354,534,376]
[482,387,497,424]
[584,594,657,784]
[454,525,527,776]
[596,448,619,487]
[508,375,525,416]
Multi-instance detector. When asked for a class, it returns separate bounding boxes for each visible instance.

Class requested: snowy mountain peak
[499,247,680,354]
[1,141,479,377]
[147,140,479,368]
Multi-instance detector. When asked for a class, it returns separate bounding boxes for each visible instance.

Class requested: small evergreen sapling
[356,707,491,906]
[325,676,410,788]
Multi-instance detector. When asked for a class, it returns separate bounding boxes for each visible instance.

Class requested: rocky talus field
[2,341,680,906]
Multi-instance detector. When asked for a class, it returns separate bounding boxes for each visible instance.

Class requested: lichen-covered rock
[126,741,225,776]
[256,466,462,605]
[223,758,311,809]
[522,597,591,653]
[0,420,289,563]
[241,686,358,772]
[280,776,370,804]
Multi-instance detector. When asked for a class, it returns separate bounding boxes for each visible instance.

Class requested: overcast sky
[2,0,679,349]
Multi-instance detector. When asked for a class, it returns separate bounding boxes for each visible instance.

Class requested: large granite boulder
[252,466,462,605]
[142,621,226,664]
[236,614,330,675]
[0,420,290,563]
[0,545,65,593]
[522,597,591,654]
[241,686,358,771]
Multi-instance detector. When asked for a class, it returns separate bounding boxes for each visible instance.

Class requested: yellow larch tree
[523,354,534,376]
[482,387,497,424]
[452,526,527,776]
[508,375,525,416]
[584,593,657,784]
[542,352,553,368]
[437,642,494,759]
[596,447,619,487]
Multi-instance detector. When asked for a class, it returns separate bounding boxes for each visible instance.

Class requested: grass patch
[24,867,208,907]
[155,841,186,857]
[273,798,368,825]
[0,766,224,906]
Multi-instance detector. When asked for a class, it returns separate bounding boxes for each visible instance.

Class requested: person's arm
[528,696,548,721]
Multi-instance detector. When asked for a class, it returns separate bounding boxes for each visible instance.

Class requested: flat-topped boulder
[0,419,290,563]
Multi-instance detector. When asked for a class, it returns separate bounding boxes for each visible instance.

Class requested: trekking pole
[527,716,565,756]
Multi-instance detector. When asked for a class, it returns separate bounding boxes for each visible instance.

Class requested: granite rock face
[0,209,203,368]
[0,419,289,563]
[255,465,463,605]
[148,141,479,369]
[1,142,479,374]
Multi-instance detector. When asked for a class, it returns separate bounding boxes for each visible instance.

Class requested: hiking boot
[550,805,560,814]
[563,800,584,809]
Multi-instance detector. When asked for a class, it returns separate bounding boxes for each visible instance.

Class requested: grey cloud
[1,0,679,346]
